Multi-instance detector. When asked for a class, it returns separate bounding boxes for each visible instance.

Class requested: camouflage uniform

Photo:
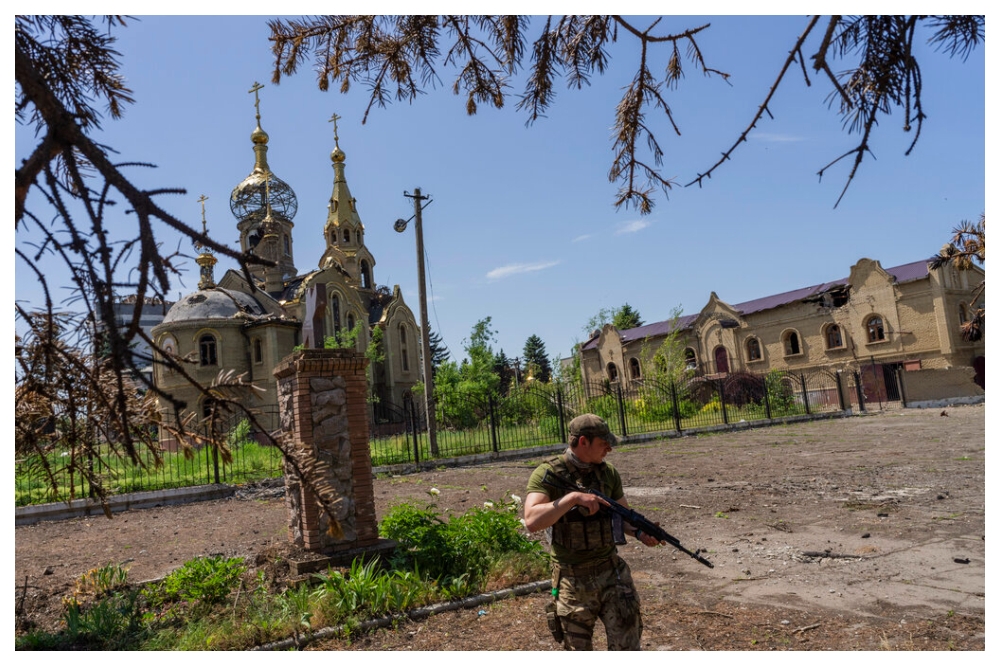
[527,451,643,650]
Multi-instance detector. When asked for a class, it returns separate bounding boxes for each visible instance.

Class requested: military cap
[568,413,618,446]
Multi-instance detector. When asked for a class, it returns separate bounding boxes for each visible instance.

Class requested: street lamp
[395,188,438,455]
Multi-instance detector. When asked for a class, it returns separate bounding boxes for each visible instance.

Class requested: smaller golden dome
[252,124,269,145]
[331,146,346,163]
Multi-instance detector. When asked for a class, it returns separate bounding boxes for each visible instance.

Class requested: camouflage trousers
[550,554,642,650]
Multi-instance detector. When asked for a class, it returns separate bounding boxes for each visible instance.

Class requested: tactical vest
[546,455,617,552]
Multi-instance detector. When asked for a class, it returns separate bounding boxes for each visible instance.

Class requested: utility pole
[397,188,438,455]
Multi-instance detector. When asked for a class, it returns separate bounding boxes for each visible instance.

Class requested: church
[151,90,421,433]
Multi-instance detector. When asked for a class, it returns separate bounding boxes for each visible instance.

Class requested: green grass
[15,441,284,506]
[16,499,548,651]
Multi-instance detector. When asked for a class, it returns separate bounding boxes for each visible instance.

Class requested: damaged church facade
[580,257,985,407]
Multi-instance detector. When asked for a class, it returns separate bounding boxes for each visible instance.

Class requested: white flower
[429,487,440,496]
[510,494,522,505]
[519,518,527,529]
[484,501,495,509]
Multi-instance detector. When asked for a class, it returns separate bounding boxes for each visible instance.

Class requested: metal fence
[16,363,906,505]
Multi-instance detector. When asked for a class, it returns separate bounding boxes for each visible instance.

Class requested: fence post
[895,366,908,408]
[489,394,500,453]
[556,388,567,443]
[671,381,683,434]
[717,378,729,425]
[835,371,847,412]
[409,400,420,465]
[211,437,220,485]
[800,373,811,415]
[854,371,867,412]
[762,373,772,420]
[616,383,628,437]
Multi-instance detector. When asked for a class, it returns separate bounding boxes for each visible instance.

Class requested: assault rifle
[542,470,714,568]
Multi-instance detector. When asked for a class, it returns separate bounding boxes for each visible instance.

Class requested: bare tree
[268,15,984,213]
[15,16,343,522]
[931,213,985,342]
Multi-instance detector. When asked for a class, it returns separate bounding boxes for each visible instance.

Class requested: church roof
[160,288,269,324]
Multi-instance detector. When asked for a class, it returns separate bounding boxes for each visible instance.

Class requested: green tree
[640,306,691,388]
[433,318,502,426]
[493,348,516,395]
[612,303,643,331]
[427,326,451,376]
[522,334,553,383]
[584,303,644,335]
[269,15,983,213]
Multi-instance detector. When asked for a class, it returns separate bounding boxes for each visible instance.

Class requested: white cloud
[572,234,592,243]
[615,220,650,235]
[486,260,560,280]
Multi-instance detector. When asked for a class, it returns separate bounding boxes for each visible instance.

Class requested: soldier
[524,413,664,650]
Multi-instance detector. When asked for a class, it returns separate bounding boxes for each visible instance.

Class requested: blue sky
[14,14,988,368]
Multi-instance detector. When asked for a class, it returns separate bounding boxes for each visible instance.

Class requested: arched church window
[248,231,260,249]
[199,334,217,366]
[202,397,215,419]
[399,324,409,372]
[283,234,291,256]
[783,330,801,356]
[361,260,371,289]
[628,357,641,380]
[347,313,356,333]
[825,324,843,349]
[746,337,762,361]
[331,294,341,334]
[253,338,263,364]
[343,229,350,243]
[684,348,697,370]
[607,362,619,382]
[866,315,886,343]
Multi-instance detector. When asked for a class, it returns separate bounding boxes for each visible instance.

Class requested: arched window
[607,362,619,382]
[628,357,641,380]
[360,260,371,289]
[283,234,291,256]
[746,337,762,362]
[399,324,409,371]
[347,313,356,333]
[825,324,843,349]
[248,231,260,249]
[331,294,341,334]
[783,330,801,356]
[866,315,886,343]
[202,397,215,419]
[713,346,729,374]
[343,229,350,243]
[330,230,337,245]
[199,334,217,366]
[684,348,697,370]
[253,338,263,364]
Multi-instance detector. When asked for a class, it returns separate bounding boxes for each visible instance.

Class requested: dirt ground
[14,404,986,650]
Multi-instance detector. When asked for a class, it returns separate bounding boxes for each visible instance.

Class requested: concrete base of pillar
[287,538,398,577]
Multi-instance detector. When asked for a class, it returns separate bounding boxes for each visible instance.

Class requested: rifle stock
[542,470,714,568]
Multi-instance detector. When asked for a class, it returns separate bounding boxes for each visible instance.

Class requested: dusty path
[15,404,986,650]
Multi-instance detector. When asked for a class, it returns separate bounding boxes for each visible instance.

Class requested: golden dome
[251,124,269,145]
[331,146,346,163]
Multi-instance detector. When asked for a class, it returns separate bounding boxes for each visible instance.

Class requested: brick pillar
[274,348,379,553]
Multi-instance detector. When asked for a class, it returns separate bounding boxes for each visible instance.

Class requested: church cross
[329,112,341,145]
[249,81,264,119]
[197,194,209,234]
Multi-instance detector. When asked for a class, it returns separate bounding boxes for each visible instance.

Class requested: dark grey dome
[230,171,298,223]
[161,288,267,324]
